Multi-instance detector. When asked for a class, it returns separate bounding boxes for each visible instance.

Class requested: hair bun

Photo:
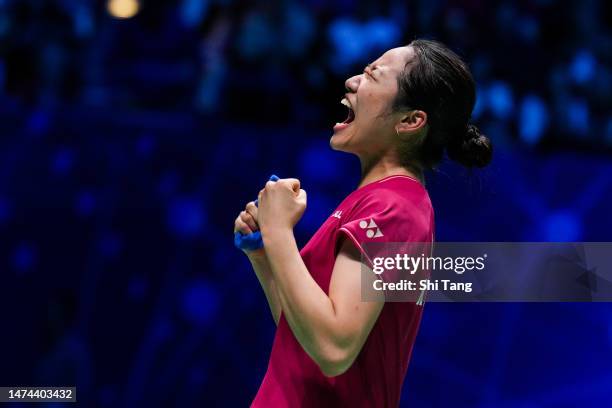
[447,124,493,168]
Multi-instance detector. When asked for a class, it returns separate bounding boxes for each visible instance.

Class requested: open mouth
[340,97,355,124]
[334,97,355,131]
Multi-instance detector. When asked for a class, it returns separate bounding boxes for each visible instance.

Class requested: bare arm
[234,201,282,326]
[263,229,383,376]
[248,254,281,325]
[258,179,384,376]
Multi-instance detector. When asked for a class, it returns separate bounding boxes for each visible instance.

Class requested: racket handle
[253,174,279,207]
[234,174,280,250]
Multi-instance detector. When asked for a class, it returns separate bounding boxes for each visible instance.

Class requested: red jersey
[252,175,435,407]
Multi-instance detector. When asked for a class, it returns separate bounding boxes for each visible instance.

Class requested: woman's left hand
[258,178,307,233]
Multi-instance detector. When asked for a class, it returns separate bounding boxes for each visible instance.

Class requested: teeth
[340,98,352,109]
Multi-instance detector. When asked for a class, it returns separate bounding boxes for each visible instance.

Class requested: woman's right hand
[234,201,266,259]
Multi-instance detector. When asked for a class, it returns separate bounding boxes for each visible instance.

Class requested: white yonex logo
[359,219,383,238]
[332,211,343,219]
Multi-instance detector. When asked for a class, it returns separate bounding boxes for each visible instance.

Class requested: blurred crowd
[2,0,612,148]
[1,1,612,407]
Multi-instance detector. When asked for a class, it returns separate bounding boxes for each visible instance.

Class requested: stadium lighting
[107,0,140,19]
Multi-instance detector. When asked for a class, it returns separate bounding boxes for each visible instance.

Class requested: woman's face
[330,46,414,156]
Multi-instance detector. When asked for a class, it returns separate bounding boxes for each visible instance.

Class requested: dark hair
[393,39,492,169]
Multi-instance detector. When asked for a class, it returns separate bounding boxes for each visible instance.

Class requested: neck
[358,154,424,189]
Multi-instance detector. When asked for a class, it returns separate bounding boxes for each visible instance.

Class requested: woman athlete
[234,39,492,407]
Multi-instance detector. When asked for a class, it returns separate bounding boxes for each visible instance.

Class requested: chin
[329,131,350,152]
[331,124,364,154]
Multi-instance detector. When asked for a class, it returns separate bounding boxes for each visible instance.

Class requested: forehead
[374,46,414,72]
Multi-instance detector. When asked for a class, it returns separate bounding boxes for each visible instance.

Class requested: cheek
[358,95,379,117]
[359,90,393,120]
[358,102,388,128]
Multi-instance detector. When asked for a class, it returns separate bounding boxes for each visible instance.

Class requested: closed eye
[363,66,376,80]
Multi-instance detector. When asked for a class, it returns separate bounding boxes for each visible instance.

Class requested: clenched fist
[233,200,265,257]
[257,178,307,233]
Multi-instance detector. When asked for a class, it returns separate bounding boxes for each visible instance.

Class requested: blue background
[1,0,612,406]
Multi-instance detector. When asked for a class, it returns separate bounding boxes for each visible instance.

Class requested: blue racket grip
[253,174,279,207]
[234,174,280,250]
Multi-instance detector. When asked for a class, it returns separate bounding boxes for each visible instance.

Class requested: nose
[344,74,361,93]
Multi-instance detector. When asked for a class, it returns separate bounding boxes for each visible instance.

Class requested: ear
[396,110,427,136]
